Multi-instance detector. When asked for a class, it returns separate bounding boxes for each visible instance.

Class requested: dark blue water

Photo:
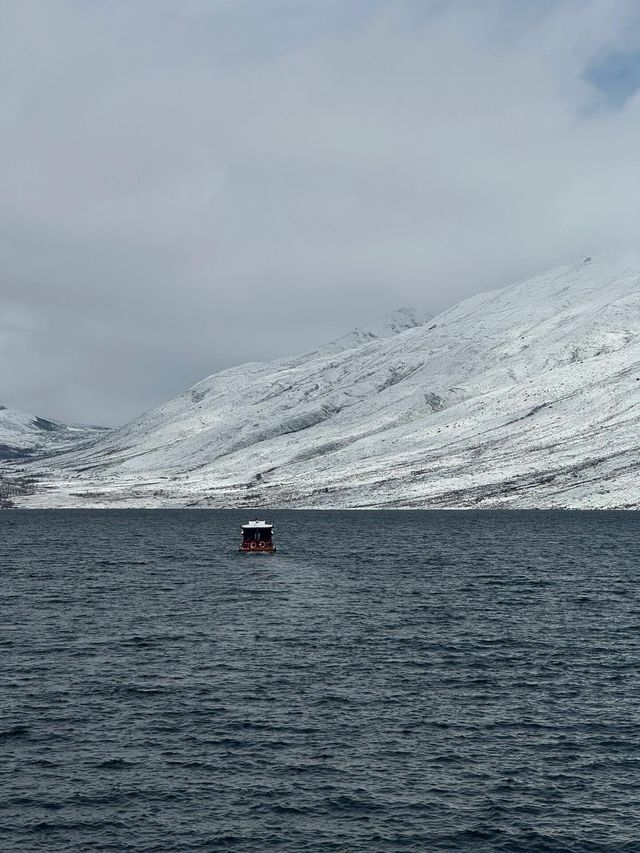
[1,510,639,852]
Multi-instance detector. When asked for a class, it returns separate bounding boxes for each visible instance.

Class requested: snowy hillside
[0,406,107,460]
[9,254,640,508]
[318,307,433,354]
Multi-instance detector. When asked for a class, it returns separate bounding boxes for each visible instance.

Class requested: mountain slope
[318,307,433,354]
[18,254,640,508]
[0,406,107,460]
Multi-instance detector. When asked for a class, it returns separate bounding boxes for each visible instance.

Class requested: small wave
[95,758,136,769]
[0,724,30,740]
[326,794,384,813]
[253,802,312,816]
[116,685,171,696]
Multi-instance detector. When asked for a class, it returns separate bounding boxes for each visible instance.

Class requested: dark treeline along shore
[2,509,639,851]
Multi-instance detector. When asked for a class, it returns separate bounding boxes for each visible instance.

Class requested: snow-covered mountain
[0,405,107,460]
[8,254,640,508]
[318,307,432,354]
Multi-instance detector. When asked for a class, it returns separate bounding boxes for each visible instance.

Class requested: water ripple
[1,508,639,851]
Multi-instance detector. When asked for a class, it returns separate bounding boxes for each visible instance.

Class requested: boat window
[243,529,272,542]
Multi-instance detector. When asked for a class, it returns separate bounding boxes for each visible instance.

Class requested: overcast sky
[2,0,640,426]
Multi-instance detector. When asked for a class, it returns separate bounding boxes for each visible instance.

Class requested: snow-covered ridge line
[0,405,108,460]
[4,253,640,509]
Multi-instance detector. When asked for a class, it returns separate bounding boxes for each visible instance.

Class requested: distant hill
[0,405,107,461]
[11,254,640,509]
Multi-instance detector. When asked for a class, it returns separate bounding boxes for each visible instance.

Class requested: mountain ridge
[4,253,640,509]
[0,405,108,460]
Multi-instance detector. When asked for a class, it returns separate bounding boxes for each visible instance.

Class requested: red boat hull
[239,543,276,553]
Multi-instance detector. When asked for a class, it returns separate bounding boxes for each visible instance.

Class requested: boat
[239,519,276,553]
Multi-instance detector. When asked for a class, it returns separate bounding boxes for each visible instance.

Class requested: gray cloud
[2,0,640,425]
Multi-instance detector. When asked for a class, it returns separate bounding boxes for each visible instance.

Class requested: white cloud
[1,0,640,424]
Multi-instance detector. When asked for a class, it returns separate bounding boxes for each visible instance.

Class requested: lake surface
[1,509,639,852]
